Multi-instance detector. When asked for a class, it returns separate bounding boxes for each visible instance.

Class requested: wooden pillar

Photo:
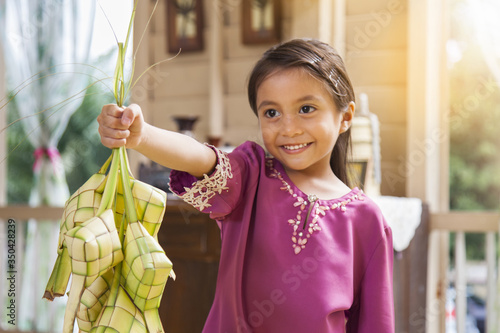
[455,232,466,333]
[331,0,346,58]
[497,231,500,331]
[486,231,496,332]
[0,24,7,328]
[393,204,430,333]
[407,0,447,207]
[208,0,224,144]
[130,0,152,173]
[0,25,6,206]
[318,0,332,44]
[407,0,449,332]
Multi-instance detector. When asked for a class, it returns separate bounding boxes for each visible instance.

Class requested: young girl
[98,38,394,332]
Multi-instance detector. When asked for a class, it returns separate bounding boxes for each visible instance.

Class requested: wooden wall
[345,0,408,197]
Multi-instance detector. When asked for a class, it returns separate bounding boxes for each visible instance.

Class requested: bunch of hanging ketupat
[43,2,175,332]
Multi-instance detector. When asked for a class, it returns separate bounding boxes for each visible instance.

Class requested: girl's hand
[97,103,144,149]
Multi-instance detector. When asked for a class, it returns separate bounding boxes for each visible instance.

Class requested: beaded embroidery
[174,146,233,211]
[266,159,364,254]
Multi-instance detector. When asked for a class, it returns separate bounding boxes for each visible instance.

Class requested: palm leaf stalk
[42,1,175,332]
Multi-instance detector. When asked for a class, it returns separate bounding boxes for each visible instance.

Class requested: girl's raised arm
[97,103,217,178]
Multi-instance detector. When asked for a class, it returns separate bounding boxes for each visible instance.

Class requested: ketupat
[63,208,124,333]
[43,139,174,333]
[42,1,175,331]
[115,177,167,239]
[44,156,110,300]
[44,137,174,333]
[121,220,174,333]
[77,269,114,332]
[90,285,148,333]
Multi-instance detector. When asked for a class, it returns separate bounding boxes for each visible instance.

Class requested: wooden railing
[430,212,500,333]
[0,206,64,220]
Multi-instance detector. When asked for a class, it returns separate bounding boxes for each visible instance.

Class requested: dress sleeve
[346,226,395,333]
[169,141,262,221]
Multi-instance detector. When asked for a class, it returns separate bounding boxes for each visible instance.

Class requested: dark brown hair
[247,38,355,187]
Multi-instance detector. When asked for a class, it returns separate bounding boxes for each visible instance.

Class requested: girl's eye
[264,109,280,118]
[300,105,315,114]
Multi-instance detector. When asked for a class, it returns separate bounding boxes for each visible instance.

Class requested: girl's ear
[339,101,355,133]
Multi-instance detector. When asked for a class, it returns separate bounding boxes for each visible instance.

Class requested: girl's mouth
[282,143,311,151]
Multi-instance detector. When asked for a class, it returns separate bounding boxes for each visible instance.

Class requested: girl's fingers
[98,128,129,148]
[121,104,143,128]
[98,119,131,149]
[100,136,127,149]
[98,103,144,149]
[103,116,129,130]
[121,105,136,126]
[101,103,124,118]
[99,104,142,128]
[99,126,130,140]
[98,106,128,130]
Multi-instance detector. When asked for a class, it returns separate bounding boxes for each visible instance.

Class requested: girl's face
[256,67,354,177]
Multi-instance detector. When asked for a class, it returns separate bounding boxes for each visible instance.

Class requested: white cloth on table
[372,196,423,252]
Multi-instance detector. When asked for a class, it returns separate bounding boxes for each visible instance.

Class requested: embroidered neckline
[266,158,364,254]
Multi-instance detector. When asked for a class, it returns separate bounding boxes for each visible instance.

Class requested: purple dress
[170,141,394,333]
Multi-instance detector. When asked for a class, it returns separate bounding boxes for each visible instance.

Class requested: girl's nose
[281,114,303,137]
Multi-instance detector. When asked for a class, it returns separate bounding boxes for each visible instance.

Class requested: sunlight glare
[90,0,133,59]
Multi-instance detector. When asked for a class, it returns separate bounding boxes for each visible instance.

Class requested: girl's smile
[281,142,311,152]
[256,67,354,183]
